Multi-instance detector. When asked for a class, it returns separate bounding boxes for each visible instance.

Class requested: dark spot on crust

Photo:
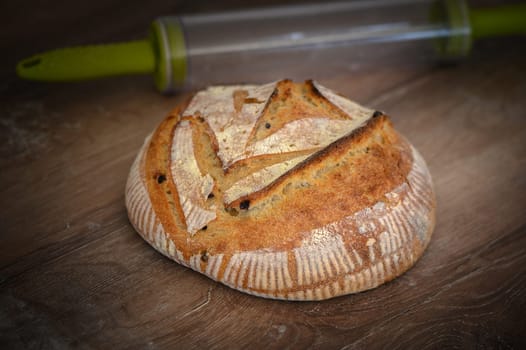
[265,122,271,129]
[240,200,250,210]
[226,207,239,216]
[233,89,249,113]
[306,79,324,98]
[157,174,166,184]
[200,251,209,262]
[244,97,264,104]
[373,110,384,118]
[207,193,215,199]
[202,225,208,231]
[283,87,292,99]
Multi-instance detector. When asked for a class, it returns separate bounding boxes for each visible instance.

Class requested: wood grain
[1,0,526,349]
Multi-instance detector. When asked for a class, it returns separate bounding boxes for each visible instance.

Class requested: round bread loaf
[125,80,436,300]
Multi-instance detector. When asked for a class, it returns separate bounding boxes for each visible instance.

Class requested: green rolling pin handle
[15,17,187,93]
[16,40,155,81]
[435,0,526,59]
[470,2,526,39]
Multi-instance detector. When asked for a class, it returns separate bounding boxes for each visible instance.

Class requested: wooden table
[2,1,525,348]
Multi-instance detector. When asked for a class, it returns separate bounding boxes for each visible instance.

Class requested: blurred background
[1,0,525,349]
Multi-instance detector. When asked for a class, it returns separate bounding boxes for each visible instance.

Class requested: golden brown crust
[145,97,410,257]
[126,80,436,300]
[248,80,352,144]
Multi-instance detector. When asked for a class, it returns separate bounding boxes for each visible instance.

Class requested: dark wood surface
[2,1,526,349]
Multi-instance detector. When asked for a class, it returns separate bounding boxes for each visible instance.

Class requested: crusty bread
[125,80,436,300]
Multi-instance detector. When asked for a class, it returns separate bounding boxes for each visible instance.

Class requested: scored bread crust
[125,80,436,300]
